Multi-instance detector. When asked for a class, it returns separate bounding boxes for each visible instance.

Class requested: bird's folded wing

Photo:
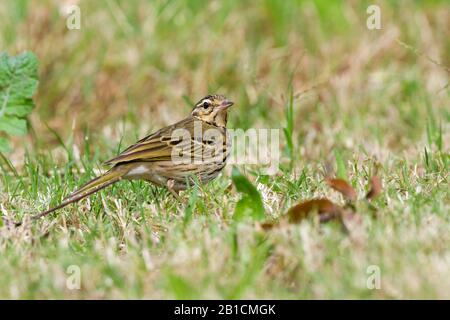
[105,118,223,165]
[105,137,217,166]
[104,118,212,165]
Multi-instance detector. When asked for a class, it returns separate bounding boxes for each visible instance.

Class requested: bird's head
[191,94,233,127]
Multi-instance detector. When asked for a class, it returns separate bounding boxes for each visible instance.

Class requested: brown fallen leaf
[258,221,277,231]
[366,175,382,200]
[287,198,342,224]
[326,178,357,201]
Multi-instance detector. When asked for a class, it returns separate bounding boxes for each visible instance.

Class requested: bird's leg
[166,179,182,201]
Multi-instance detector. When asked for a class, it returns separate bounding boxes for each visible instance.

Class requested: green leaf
[283,84,294,162]
[334,149,347,180]
[5,98,34,116]
[0,136,11,153]
[232,167,265,221]
[0,51,38,152]
[0,117,27,136]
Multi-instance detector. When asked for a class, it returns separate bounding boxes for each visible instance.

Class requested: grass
[0,0,449,299]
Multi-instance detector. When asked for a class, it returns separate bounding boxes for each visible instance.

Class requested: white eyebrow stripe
[197,99,212,106]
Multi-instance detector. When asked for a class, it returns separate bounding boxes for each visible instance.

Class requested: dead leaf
[287,198,342,224]
[312,121,322,133]
[366,175,382,200]
[326,178,357,201]
[258,221,277,231]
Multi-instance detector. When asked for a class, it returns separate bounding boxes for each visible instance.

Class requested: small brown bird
[31,95,233,221]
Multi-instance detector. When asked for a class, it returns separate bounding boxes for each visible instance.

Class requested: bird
[29,94,234,222]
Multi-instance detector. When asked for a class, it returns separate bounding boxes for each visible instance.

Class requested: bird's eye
[202,101,210,109]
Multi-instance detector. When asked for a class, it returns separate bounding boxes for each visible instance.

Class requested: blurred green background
[1,0,448,154]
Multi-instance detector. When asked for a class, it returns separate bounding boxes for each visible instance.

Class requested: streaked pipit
[31,94,233,221]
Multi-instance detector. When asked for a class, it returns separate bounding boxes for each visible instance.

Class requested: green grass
[0,0,449,299]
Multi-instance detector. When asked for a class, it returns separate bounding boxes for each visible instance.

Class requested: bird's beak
[220,100,234,109]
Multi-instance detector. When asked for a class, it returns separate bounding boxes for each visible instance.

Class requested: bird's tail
[27,166,129,223]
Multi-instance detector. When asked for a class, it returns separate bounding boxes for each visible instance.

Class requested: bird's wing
[104,117,207,165]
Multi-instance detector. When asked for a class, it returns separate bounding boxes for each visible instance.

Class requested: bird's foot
[167,179,182,202]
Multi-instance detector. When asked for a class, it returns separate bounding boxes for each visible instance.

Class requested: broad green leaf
[5,98,34,116]
[232,167,265,221]
[0,117,27,136]
[0,51,38,152]
[334,149,347,180]
[0,136,10,152]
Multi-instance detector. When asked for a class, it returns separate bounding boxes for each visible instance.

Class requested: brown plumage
[30,95,233,221]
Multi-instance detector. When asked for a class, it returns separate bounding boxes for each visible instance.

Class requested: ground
[0,0,449,299]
